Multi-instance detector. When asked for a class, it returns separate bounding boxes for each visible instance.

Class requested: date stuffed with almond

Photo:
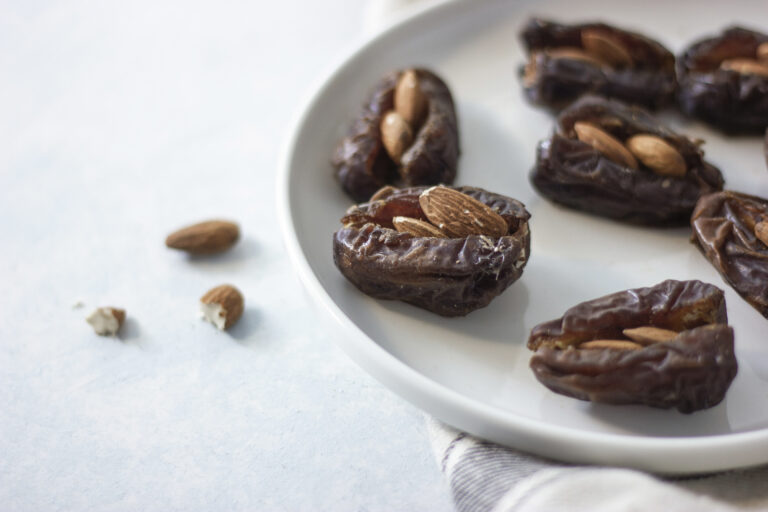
[333,185,530,316]
[528,280,737,413]
[530,95,724,224]
[520,18,676,110]
[333,69,459,202]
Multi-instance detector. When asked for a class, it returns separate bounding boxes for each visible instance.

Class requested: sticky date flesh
[530,95,724,225]
[333,186,531,316]
[332,69,459,202]
[691,190,768,318]
[520,18,676,110]
[528,280,737,413]
[678,27,768,133]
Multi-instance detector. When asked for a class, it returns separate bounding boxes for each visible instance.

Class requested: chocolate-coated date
[528,280,737,413]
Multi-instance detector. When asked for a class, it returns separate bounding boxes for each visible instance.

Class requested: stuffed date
[332,69,459,202]
[528,280,737,413]
[520,18,676,110]
[691,190,768,318]
[530,95,724,224]
[678,27,768,133]
[333,185,531,316]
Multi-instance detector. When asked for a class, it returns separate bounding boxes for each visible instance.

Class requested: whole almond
[395,70,428,126]
[380,111,413,164]
[579,339,643,350]
[623,326,678,345]
[626,134,687,178]
[544,47,608,68]
[581,29,633,68]
[86,307,126,336]
[370,185,398,202]
[200,284,244,330]
[720,58,768,77]
[758,42,768,62]
[574,122,638,169]
[392,216,446,238]
[166,220,239,254]
[418,186,508,238]
[755,221,768,246]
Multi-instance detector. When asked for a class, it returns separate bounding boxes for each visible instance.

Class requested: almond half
[392,216,446,238]
[200,284,244,330]
[166,220,239,254]
[418,186,508,238]
[380,111,413,164]
[581,29,633,68]
[720,58,768,77]
[623,326,678,345]
[579,339,643,350]
[574,122,638,170]
[86,307,126,336]
[755,221,768,247]
[626,134,687,178]
[544,47,608,68]
[394,70,428,126]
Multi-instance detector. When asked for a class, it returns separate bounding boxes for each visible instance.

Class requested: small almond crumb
[200,284,244,330]
[86,307,125,336]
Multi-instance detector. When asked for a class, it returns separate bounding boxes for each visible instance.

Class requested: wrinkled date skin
[678,27,768,133]
[528,280,737,413]
[691,190,768,318]
[332,69,459,202]
[530,95,724,224]
[333,186,531,316]
[520,18,676,110]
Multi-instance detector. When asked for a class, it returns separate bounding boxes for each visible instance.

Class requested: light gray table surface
[0,1,453,510]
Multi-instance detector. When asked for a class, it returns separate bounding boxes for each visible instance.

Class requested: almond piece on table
[573,122,638,170]
[380,111,413,164]
[626,134,687,178]
[581,29,633,68]
[392,216,446,238]
[579,339,643,350]
[394,70,428,126]
[720,58,768,77]
[200,284,244,331]
[418,186,508,238]
[623,326,678,345]
[86,307,126,336]
[166,220,239,254]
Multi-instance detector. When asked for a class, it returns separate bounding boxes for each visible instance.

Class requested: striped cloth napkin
[427,418,768,512]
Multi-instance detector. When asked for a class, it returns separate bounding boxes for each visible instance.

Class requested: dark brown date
[678,27,768,133]
[333,186,531,316]
[530,95,724,225]
[691,190,768,318]
[332,69,459,202]
[520,18,676,110]
[528,280,737,413]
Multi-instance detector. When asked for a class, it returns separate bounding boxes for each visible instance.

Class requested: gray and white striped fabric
[427,418,768,512]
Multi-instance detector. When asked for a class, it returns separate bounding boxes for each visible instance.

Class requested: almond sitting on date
[574,122,638,170]
[755,220,768,247]
[622,326,678,345]
[418,186,508,238]
[578,339,643,350]
[200,284,244,330]
[166,220,239,254]
[395,70,428,126]
[544,47,609,68]
[392,216,446,238]
[626,134,687,177]
[380,111,413,164]
[758,42,768,62]
[581,29,633,68]
[719,58,768,77]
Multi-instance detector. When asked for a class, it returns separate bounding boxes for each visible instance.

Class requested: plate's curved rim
[276,0,768,473]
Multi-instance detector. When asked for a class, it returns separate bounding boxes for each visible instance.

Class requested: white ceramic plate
[278,0,768,473]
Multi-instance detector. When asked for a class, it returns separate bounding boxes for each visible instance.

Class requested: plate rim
[276,0,768,473]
